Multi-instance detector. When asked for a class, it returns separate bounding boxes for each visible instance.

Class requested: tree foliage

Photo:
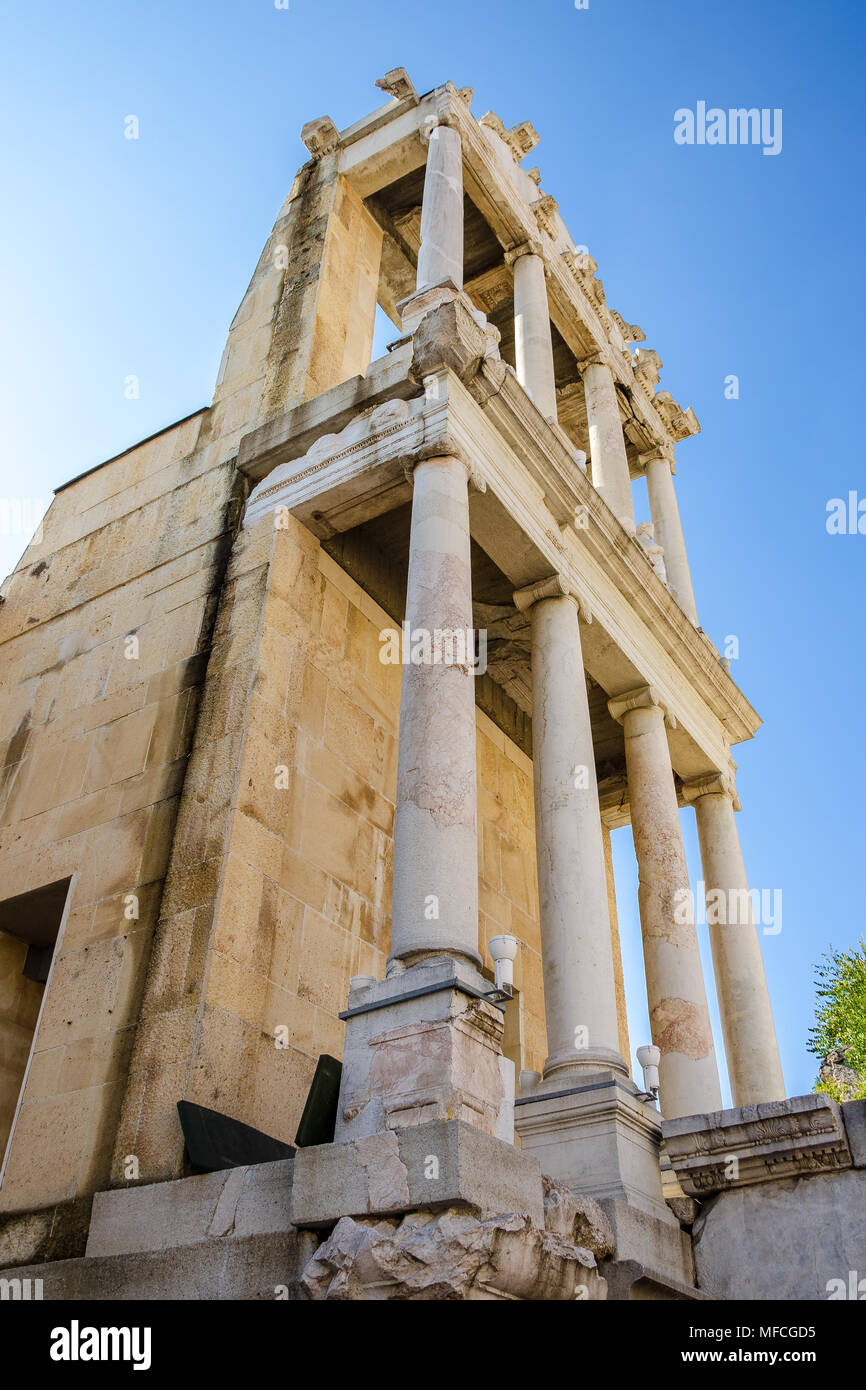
[809,939,866,1102]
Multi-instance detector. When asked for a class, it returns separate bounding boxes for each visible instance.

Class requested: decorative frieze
[662,1095,853,1195]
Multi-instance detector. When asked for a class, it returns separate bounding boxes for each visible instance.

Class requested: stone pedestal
[514,1070,694,1285]
[334,957,513,1145]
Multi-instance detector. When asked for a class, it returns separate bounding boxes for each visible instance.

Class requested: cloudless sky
[1,0,864,1101]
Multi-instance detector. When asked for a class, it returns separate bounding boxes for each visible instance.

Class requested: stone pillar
[683,774,786,1105]
[608,687,722,1120]
[602,823,632,1072]
[416,124,464,293]
[582,356,635,532]
[514,576,626,1078]
[390,449,480,968]
[643,450,698,625]
[507,241,557,421]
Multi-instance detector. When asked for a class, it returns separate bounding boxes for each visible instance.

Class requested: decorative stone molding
[532,192,560,240]
[633,347,663,391]
[512,572,592,624]
[478,111,540,165]
[662,1095,853,1196]
[653,391,700,442]
[610,310,645,344]
[300,115,340,157]
[608,684,677,731]
[374,67,418,103]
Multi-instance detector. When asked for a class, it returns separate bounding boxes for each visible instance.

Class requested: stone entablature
[662,1095,854,1196]
[241,294,757,784]
[330,76,697,463]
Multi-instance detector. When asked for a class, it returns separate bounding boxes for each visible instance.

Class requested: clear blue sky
[1,0,863,1101]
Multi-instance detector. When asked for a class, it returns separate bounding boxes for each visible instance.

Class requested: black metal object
[176,1100,295,1172]
[23,943,52,983]
[294,1054,342,1148]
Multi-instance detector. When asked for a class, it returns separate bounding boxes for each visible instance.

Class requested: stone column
[602,823,632,1071]
[582,356,635,532]
[643,450,698,625]
[416,124,464,293]
[507,241,557,421]
[514,576,626,1078]
[390,448,480,968]
[608,687,722,1119]
[683,774,786,1105]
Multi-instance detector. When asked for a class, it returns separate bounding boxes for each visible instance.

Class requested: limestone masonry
[0,70,861,1301]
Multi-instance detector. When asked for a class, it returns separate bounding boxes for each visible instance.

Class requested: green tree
[808,939,866,1102]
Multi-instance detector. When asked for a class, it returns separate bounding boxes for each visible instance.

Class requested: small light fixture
[636,1043,661,1101]
[488,934,519,999]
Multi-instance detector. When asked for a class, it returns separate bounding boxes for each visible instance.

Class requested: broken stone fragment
[302,1207,606,1301]
[541,1175,615,1260]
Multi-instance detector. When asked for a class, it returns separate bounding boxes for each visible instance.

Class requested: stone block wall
[113,509,546,1187]
[0,410,244,1212]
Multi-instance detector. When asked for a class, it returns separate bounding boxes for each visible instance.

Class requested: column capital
[607,684,677,730]
[505,238,545,266]
[577,351,610,375]
[638,445,676,476]
[682,770,741,811]
[512,573,592,623]
[402,437,486,494]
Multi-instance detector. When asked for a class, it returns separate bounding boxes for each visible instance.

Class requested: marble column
[644,450,698,625]
[390,448,480,967]
[683,774,786,1104]
[514,575,626,1078]
[608,686,722,1119]
[507,241,557,421]
[416,124,464,293]
[602,822,632,1071]
[582,356,635,532]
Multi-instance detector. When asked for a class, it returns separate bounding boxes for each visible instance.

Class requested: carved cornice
[607,684,677,730]
[662,1095,852,1197]
[301,115,341,158]
[512,573,592,623]
[374,68,418,104]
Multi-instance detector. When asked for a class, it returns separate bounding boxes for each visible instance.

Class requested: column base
[335,956,513,1145]
[514,1070,693,1284]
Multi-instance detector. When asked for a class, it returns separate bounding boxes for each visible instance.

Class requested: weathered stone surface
[841,1099,866,1167]
[291,1118,545,1229]
[409,291,494,384]
[662,1093,852,1196]
[691,1168,866,1301]
[301,1207,605,1300]
[0,1197,92,1270]
[542,1175,614,1259]
[1,1231,316,1301]
[603,1258,708,1302]
[86,1158,295,1257]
